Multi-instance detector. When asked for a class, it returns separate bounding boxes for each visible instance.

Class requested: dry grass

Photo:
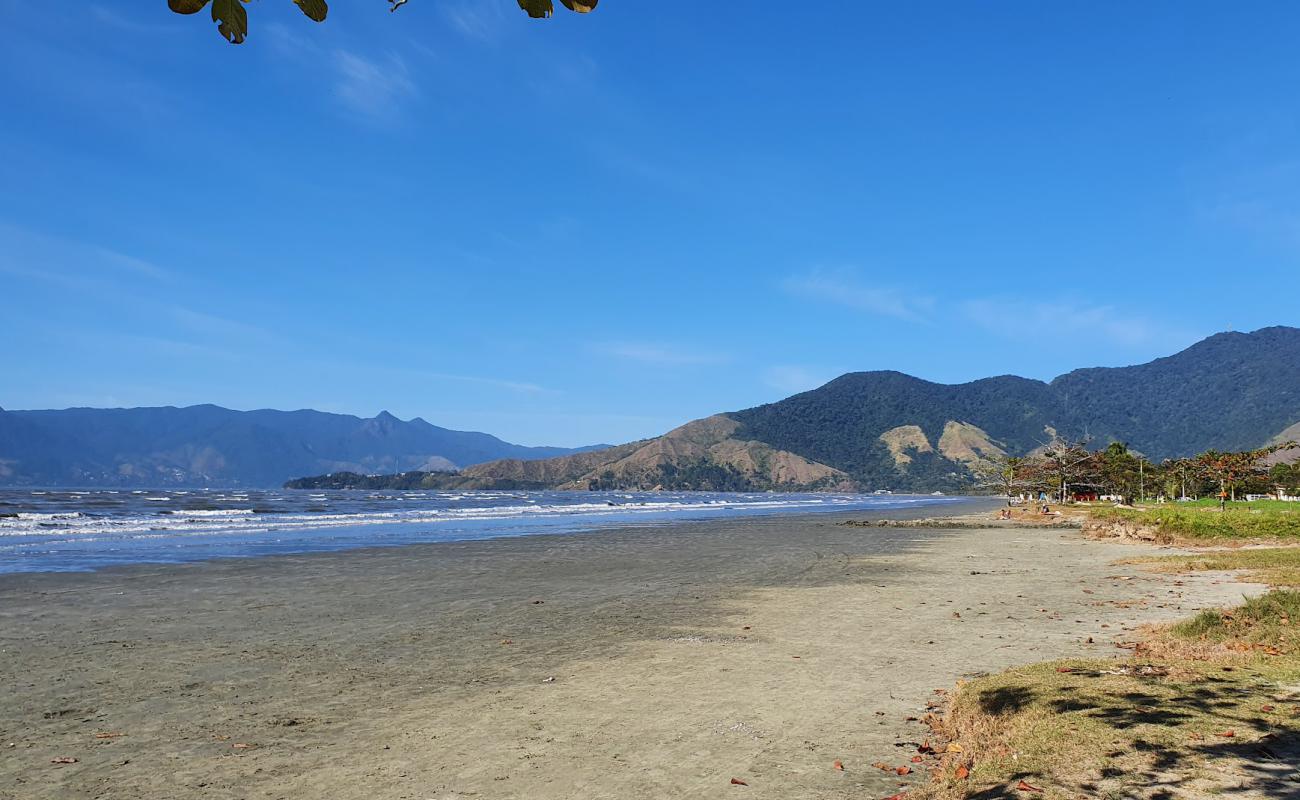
[909,595,1300,800]
[902,512,1300,799]
[1127,547,1300,589]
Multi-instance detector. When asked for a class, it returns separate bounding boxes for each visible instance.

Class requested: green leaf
[211,0,248,43]
[167,0,210,14]
[518,0,554,18]
[559,0,598,11]
[293,0,328,23]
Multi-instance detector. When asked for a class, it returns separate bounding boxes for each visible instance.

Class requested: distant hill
[0,405,606,488]
[727,326,1300,490]
[319,326,1300,493]
[291,415,854,492]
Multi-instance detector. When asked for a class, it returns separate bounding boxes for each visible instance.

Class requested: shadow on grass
[966,668,1300,799]
[978,685,1036,716]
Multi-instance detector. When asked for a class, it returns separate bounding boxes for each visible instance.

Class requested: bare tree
[973,455,1034,497]
[1036,439,1097,504]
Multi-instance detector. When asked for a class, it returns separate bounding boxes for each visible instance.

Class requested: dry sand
[0,500,1263,799]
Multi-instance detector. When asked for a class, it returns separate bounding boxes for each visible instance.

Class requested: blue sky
[2,2,1298,446]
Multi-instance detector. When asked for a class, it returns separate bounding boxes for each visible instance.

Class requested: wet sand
[0,500,1261,799]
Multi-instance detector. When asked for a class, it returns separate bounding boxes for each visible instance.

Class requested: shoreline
[0,498,1262,799]
[0,496,975,585]
[0,491,967,578]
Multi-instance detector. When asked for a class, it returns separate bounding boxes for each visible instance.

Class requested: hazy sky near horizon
[2,2,1298,446]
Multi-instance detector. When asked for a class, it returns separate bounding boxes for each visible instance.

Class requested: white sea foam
[3,497,828,536]
[167,509,251,517]
[0,490,957,580]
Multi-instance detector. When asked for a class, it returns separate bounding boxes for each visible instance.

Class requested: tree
[1157,457,1197,500]
[167,0,598,45]
[1270,462,1298,495]
[973,455,1033,497]
[1096,442,1140,503]
[1195,446,1283,504]
[1036,439,1098,504]
[1264,442,1299,497]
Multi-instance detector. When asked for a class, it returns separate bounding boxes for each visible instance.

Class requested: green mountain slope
[411,326,1300,493]
[1050,326,1300,456]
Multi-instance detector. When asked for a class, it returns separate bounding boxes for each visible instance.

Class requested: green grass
[1091,504,1300,540]
[1172,590,1300,647]
[1170,498,1300,512]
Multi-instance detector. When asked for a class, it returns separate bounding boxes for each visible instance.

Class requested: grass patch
[1130,548,1300,589]
[1091,505,1300,541]
[1171,498,1300,512]
[913,592,1300,799]
[1170,590,1300,652]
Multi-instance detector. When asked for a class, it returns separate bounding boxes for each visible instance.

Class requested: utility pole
[1139,460,1145,504]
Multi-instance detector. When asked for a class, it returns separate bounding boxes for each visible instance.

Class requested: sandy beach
[0,499,1263,800]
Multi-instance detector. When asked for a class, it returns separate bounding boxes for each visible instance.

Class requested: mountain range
[0,405,605,488]
[7,327,1299,492]
[292,326,1300,493]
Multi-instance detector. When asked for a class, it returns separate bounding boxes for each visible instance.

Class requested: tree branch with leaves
[168,0,598,45]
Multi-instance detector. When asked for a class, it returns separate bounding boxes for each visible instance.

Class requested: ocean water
[0,488,959,574]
